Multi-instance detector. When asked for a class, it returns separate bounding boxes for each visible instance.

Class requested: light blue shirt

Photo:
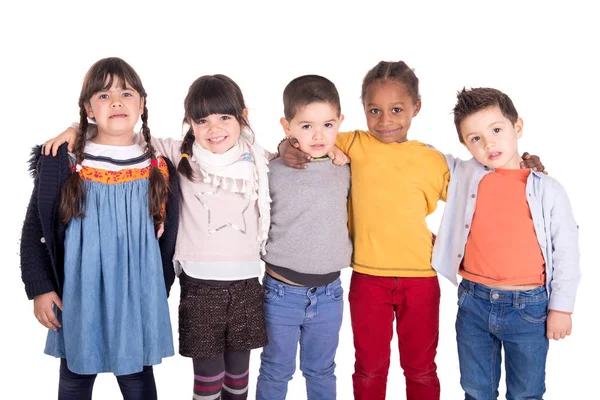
[432,156,581,312]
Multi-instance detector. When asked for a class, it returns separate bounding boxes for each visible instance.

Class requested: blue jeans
[456,279,549,400]
[256,274,344,400]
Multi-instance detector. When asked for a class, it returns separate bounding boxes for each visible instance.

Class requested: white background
[1,1,598,399]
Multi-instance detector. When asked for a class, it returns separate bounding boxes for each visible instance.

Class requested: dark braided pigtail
[177,126,196,181]
[140,99,168,230]
[361,61,421,105]
[59,105,88,223]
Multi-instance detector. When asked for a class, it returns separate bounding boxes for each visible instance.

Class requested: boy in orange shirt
[432,87,580,399]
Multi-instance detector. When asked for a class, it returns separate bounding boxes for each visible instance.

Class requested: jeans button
[310,287,317,293]
[491,293,500,300]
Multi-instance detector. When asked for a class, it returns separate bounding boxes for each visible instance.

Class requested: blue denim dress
[44,177,174,376]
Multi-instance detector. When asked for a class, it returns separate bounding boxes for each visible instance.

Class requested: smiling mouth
[376,128,400,136]
[208,136,227,143]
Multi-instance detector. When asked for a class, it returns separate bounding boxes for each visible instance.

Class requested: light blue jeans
[456,279,549,400]
[256,274,344,400]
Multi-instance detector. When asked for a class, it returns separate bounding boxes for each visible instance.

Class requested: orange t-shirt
[460,168,545,286]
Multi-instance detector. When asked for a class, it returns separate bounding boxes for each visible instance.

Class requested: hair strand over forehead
[453,87,519,143]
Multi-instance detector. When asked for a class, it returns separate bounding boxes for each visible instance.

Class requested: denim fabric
[456,279,549,400]
[45,179,174,375]
[256,274,344,400]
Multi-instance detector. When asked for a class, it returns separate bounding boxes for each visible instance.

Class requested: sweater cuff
[25,279,56,300]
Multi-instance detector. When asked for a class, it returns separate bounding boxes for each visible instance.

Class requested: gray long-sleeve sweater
[263,157,352,279]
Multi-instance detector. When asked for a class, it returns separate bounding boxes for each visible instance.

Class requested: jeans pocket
[519,301,548,324]
[264,287,280,302]
[329,285,344,301]
[457,286,468,308]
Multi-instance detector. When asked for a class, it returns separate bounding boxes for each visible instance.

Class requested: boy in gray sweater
[256,75,352,400]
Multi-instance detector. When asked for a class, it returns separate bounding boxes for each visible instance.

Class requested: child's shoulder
[533,171,569,196]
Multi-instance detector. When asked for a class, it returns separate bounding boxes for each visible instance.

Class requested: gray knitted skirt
[178,272,268,359]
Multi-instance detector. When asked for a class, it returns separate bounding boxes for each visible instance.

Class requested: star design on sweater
[195,187,249,234]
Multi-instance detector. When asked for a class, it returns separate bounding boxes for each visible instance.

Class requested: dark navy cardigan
[20,143,180,300]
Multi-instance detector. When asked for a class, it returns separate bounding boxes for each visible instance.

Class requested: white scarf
[191,133,271,254]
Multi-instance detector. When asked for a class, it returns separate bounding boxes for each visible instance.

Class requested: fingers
[43,140,54,156]
[522,152,531,159]
[52,293,63,311]
[46,308,61,330]
[289,137,300,148]
[35,309,60,331]
[156,223,165,239]
[546,328,569,340]
[288,161,308,169]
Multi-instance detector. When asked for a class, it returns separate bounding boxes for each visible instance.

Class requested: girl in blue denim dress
[20,57,178,400]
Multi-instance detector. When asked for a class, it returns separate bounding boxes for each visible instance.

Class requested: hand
[546,310,572,340]
[33,291,62,331]
[279,137,312,169]
[431,232,437,246]
[328,146,350,166]
[156,222,165,239]
[520,152,547,174]
[43,127,78,156]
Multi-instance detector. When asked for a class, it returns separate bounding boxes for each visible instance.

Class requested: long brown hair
[60,57,167,230]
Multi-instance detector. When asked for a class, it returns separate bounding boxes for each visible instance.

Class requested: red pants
[349,271,441,400]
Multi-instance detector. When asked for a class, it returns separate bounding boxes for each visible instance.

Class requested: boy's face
[363,80,421,144]
[281,102,344,158]
[460,105,523,169]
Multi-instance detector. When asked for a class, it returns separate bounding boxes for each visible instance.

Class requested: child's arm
[277,136,350,169]
[546,179,581,339]
[43,124,184,161]
[21,148,63,330]
[443,152,545,174]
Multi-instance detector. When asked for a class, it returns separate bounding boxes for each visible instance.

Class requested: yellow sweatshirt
[336,130,449,277]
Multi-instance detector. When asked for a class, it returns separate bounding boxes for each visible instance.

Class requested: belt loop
[278,284,284,297]
[513,290,519,308]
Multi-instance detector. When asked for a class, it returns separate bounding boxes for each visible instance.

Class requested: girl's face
[85,77,143,145]
[190,110,247,154]
[363,80,421,144]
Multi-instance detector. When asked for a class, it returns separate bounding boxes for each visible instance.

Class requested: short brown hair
[283,75,340,120]
[453,87,519,144]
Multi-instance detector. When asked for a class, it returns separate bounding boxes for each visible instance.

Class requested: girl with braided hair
[20,57,179,400]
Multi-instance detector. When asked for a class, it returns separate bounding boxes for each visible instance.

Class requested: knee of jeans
[300,359,336,378]
[259,360,296,381]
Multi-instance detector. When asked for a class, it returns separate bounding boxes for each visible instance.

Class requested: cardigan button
[40,237,46,244]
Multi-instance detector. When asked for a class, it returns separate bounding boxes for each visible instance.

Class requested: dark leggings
[58,358,157,400]
[193,350,251,399]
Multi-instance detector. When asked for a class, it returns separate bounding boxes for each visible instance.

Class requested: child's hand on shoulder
[328,146,350,166]
[33,291,62,331]
[546,310,572,340]
[279,138,312,169]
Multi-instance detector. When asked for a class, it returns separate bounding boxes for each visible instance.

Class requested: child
[432,87,580,399]
[256,75,351,400]
[172,74,272,400]
[279,61,545,400]
[42,73,349,400]
[20,57,178,400]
